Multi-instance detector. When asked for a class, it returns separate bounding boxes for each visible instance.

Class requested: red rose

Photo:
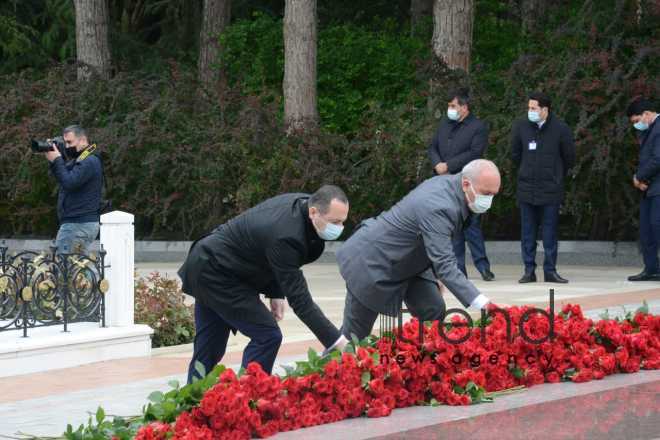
[366,399,392,417]
[324,359,339,377]
[545,371,560,383]
[571,369,594,383]
[312,378,332,395]
[219,369,238,384]
[135,422,170,440]
[368,378,386,395]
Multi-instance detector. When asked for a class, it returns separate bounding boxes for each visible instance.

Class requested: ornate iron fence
[0,242,108,336]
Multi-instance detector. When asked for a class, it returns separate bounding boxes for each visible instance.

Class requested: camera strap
[76,144,97,162]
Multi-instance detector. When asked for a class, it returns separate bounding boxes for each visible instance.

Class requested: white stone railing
[0,210,153,377]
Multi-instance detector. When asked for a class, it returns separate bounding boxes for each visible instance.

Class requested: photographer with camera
[39,125,103,255]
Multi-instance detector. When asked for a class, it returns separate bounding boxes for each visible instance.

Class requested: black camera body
[31,136,66,155]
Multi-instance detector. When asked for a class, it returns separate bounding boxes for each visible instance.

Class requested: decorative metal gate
[0,242,109,337]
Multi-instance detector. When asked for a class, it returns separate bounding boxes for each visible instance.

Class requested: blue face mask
[634,121,649,131]
[447,108,460,121]
[318,222,344,241]
[528,111,542,123]
[468,182,494,214]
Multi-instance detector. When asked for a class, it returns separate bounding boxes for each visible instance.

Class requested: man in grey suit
[332,159,500,347]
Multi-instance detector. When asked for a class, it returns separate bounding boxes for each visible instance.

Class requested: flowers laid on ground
[58,303,658,440]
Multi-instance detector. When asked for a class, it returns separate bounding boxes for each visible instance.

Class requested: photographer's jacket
[428,114,489,173]
[636,116,660,198]
[511,114,576,205]
[49,152,103,224]
[178,193,340,348]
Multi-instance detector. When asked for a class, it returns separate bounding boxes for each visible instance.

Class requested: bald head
[461,160,501,211]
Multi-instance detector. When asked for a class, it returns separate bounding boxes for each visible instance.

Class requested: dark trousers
[187,301,283,383]
[520,202,560,274]
[640,195,660,273]
[341,277,446,341]
[452,214,491,276]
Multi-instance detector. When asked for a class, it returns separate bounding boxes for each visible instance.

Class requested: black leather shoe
[628,271,660,281]
[480,269,495,281]
[544,272,569,283]
[518,272,536,283]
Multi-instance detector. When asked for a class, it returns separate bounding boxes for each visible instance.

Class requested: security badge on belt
[528,140,537,151]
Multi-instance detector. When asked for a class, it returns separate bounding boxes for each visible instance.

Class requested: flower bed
[62,303,659,440]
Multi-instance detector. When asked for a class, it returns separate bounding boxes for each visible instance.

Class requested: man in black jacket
[428,89,495,281]
[46,125,103,255]
[626,98,660,281]
[178,185,349,382]
[512,92,575,284]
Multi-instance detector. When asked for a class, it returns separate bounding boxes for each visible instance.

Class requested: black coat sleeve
[559,123,576,173]
[446,121,489,173]
[266,239,340,347]
[637,131,660,182]
[427,128,444,168]
[263,279,284,299]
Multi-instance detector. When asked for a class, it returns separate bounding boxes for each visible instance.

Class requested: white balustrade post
[100,211,135,326]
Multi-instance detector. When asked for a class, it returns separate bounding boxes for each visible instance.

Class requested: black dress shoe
[519,272,536,283]
[480,269,495,281]
[628,271,660,281]
[544,272,569,283]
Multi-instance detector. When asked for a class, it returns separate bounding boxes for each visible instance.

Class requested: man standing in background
[512,92,575,284]
[428,89,495,281]
[626,98,660,281]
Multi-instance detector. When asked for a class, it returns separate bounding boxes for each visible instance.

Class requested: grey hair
[309,185,348,214]
[63,125,87,139]
[462,159,499,182]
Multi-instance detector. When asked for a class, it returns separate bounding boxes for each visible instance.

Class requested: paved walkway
[136,263,660,350]
[1,263,660,437]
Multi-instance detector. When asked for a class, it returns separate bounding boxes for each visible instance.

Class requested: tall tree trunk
[521,0,547,34]
[431,0,475,72]
[198,0,231,88]
[73,0,112,81]
[283,0,318,133]
[411,0,433,33]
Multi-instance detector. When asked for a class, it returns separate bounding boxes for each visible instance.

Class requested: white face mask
[468,182,494,214]
[447,108,460,121]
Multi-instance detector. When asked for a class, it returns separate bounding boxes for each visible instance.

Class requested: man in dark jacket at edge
[512,92,576,284]
[626,98,660,281]
[178,185,349,382]
[428,88,495,281]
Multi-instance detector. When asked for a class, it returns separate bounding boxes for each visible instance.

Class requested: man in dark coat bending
[178,185,349,382]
